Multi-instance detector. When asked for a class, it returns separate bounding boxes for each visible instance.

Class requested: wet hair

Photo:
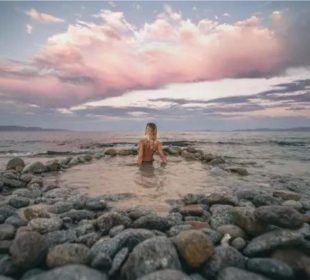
[144,123,158,150]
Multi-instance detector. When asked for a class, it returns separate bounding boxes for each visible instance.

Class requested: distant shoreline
[0,125,309,132]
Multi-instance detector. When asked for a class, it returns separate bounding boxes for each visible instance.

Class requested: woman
[137,122,167,166]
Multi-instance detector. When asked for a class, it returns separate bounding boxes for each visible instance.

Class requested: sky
[0,0,309,131]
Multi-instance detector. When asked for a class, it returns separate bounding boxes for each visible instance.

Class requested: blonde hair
[144,122,158,151]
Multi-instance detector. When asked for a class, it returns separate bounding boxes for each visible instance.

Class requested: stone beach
[0,144,310,280]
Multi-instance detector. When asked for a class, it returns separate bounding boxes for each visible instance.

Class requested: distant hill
[233,127,310,132]
[0,126,68,132]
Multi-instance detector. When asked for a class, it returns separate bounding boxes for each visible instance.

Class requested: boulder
[273,190,301,201]
[132,214,170,231]
[25,264,107,280]
[46,243,90,268]
[246,258,294,279]
[218,267,271,280]
[254,206,304,229]
[22,162,46,174]
[97,212,131,234]
[137,269,191,280]
[6,157,25,172]
[9,231,48,269]
[0,224,16,240]
[121,236,181,280]
[8,196,30,208]
[29,217,63,234]
[173,230,213,267]
[243,229,304,256]
[203,245,246,278]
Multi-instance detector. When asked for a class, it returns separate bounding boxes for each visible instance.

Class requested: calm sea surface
[1,131,309,213]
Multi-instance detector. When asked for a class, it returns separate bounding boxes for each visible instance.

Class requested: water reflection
[135,161,166,191]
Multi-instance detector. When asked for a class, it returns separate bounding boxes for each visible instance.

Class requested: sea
[0,131,309,213]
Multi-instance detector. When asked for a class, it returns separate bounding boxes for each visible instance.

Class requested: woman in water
[137,122,167,166]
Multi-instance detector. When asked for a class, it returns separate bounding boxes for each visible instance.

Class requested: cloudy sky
[0,1,309,131]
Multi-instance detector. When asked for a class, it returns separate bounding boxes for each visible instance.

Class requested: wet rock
[181,150,200,160]
[13,188,40,199]
[126,206,156,220]
[282,200,303,210]
[132,214,170,231]
[109,225,125,237]
[202,245,246,278]
[182,193,208,205]
[185,221,210,229]
[166,146,182,156]
[22,205,50,220]
[117,149,131,156]
[167,224,193,237]
[46,243,90,268]
[77,232,101,247]
[0,254,19,277]
[68,157,80,166]
[6,157,25,172]
[217,224,245,239]
[22,162,46,174]
[179,204,206,216]
[207,192,238,206]
[97,212,131,234]
[74,220,96,237]
[246,258,294,279]
[173,229,213,267]
[85,197,107,211]
[271,248,310,278]
[230,237,246,250]
[236,190,280,207]
[46,229,77,247]
[201,228,223,244]
[166,212,183,226]
[60,209,96,222]
[273,190,301,201]
[9,231,48,269]
[202,153,216,163]
[210,205,237,229]
[121,236,181,280]
[108,247,128,276]
[137,269,191,280]
[300,199,310,210]
[227,167,248,176]
[209,157,225,165]
[218,267,271,280]
[47,201,73,214]
[104,148,117,156]
[254,206,304,229]
[45,160,61,172]
[89,229,155,260]
[0,224,16,240]
[0,206,16,221]
[29,217,63,234]
[243,229,304,256]
[2,173,26,188]
[0,240,12,253]
[25,264,107,280]
[91,252,112,269]
[20,268,45,280]
[8,196,30,208]
[67,194,87,209]
[297,223,310,239]
[234,207,267,236]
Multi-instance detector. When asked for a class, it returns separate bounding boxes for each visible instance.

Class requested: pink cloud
[0,8,289,107]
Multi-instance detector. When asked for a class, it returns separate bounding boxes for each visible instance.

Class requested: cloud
[0,7,307,108]
[26,8,64,23]
[26,24,33,34]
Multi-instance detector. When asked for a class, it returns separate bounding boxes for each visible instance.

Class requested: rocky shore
[0,145,310,280]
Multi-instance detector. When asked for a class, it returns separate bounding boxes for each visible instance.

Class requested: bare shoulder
[138,138,145,145]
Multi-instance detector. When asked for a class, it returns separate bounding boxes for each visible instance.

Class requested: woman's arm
[137,139,144,165]
[157,141,167,163]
